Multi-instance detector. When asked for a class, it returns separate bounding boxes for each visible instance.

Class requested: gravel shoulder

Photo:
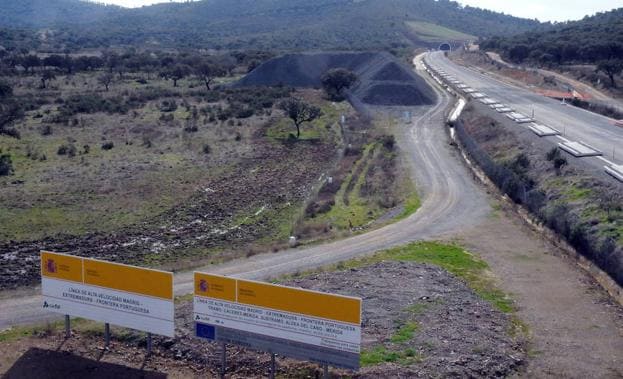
[450,185,623,378]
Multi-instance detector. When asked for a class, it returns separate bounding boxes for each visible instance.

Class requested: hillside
[0,0,122,28]
[481,8,623,65]
[0,0,541,51]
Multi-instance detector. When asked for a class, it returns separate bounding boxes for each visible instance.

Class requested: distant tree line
[0,49,273,85]
[480,8,623,77]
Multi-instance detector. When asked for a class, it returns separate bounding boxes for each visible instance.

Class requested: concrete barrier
[496,107,514,113]
[506,112,533,123]
[558,141,602,157]
[605,164,623,182]
[528,123,561,137]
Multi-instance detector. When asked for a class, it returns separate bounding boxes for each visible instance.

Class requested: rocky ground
[0,261,526,378]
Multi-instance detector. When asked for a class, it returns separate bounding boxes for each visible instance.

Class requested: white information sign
[41,251,174,337]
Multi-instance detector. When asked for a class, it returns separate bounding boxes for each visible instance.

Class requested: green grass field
[405,21,475,43]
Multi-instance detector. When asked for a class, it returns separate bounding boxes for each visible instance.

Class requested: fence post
[104,323,110,348]
[220,342,226,379]
[147,333,152,356]
[64,315,70,339]
[269,353,276,379]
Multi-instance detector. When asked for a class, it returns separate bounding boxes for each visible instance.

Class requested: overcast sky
[101,0,621,22]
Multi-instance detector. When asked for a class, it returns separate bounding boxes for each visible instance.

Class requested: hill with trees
[481,8,623,66]
[0,0,541,51]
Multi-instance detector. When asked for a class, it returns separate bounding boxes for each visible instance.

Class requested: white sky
[100,0,621,22]
[458,0,621,22]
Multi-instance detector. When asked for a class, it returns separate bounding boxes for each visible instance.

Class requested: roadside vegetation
[480,8,623,97]
[454,107,623,287]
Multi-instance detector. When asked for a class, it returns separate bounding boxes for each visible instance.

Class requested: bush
[57,144,77,157]
[59,94,129,119]
[379,135,396,151]
[159,113,175,122]
[0,128,20,139]
[305,199,335,218]
[202,144,211,154]
[40,125,53,136]
[0,154,13,176]
[235,107,254,119]
[184,124,198,133]
[159,99,178,112]
[546,147,560,161]
[553,157,567,171]
[101,142,114,150]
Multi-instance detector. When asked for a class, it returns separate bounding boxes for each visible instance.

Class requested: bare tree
[40,70,56,89]
[279,98,321,139]
[161,64,190,87]
[98,73,114,91]
[196,62,225,91]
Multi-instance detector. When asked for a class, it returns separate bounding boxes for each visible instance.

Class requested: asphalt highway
[426,52,623,169]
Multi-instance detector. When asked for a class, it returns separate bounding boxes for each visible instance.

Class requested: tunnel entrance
[439,43,451,51]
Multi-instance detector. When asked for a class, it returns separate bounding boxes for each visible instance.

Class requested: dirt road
[0,61,491,328]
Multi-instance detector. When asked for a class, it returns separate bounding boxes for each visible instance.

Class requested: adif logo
[43,301,61,310]
[199,279,209,293]
[46,259,57,274]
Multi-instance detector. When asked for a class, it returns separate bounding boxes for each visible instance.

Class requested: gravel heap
[237,52,436,107]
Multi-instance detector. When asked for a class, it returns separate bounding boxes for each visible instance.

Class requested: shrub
[1,128,21,139]
[0,154,13,176]
[184,124,198,133]
[59,94,129,118]
[159,100,177,112]
[379,135,396,151]
[101,142,114,150]
[202,144,211,154]
[305,200,335,218]
[57,144,76,156]
[235,107,254,119]
[553,157,567,171]
[40,125,53,136]
[546,147,560,161]
[159,113,175,122]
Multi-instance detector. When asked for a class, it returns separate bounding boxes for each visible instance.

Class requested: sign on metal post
[193,273,362,370]
[41,251,175,337]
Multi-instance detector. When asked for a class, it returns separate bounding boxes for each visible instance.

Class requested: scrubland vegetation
[0,47,414,288]
[453,107,623,286]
